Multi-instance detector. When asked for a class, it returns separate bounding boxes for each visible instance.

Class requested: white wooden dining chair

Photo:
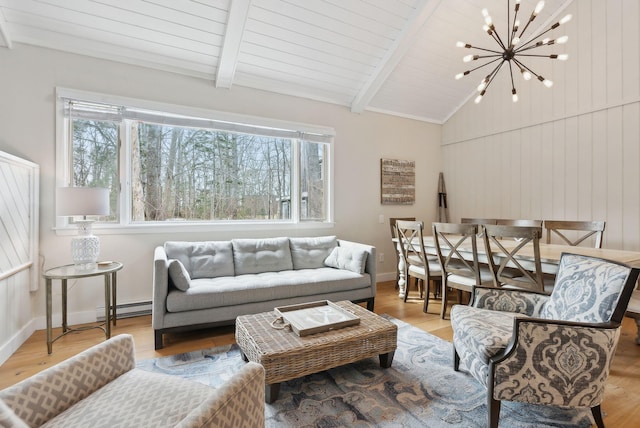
[544,220,605,248]
[432,222,494,319]
[395,220,443,313]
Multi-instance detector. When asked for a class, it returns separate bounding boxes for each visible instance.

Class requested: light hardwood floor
[2,281,640,427]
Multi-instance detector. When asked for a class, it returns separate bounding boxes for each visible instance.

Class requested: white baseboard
[0,319,37,366]
[376,271,396,283]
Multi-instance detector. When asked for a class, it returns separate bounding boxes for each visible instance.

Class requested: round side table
[43,261,123,354]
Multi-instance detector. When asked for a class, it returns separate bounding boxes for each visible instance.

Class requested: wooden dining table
[392,236,640,298]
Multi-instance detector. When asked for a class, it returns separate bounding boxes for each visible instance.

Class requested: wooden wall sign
[380,158,415,205]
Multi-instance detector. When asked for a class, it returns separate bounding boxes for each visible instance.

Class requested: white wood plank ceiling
[0,0,572,123]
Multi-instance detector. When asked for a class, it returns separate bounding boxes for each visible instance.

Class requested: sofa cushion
[166,268,370,312]
[232,237,293,275]
[289,236,338,269]
[168,260,191,291]
[324,246,368,274]
[164,241,234,279]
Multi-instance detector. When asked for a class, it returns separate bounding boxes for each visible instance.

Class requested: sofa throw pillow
[289,236,338,269]
[232,237,293,275]
[324,246,368,274]
[168,259,191,291]
[164,241,234,279]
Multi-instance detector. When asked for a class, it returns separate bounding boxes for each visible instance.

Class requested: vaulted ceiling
[0,0,572,123]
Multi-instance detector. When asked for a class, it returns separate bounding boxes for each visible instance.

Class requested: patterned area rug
[137,317,592,427]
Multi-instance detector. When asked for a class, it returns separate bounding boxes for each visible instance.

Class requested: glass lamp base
[71,235,100,270]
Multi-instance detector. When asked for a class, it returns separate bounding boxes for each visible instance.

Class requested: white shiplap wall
[442,0,640,251]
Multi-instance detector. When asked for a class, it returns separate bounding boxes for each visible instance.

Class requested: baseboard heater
[96,300,152,322]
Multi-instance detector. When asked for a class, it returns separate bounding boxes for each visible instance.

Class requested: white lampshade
[56,187,110,217]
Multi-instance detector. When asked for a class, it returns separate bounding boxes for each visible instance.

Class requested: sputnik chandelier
[455,0,571,104]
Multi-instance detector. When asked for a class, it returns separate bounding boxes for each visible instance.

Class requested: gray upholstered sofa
[0,334,265,428]
[153,236,376,349]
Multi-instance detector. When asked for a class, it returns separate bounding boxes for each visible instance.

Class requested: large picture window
[56,89,333,230]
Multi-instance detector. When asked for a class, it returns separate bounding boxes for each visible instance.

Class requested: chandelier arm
[512,58,542,80]
[483,61,506,92]
[517,54,561,59]
[460,57,504,76]
[517,11,539,41]
[466,46,503,54]
[508,60,517,93]
[488,26,508,52]
[509,4,521,47]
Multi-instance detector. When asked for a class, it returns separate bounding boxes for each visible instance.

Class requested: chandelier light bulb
[474,94,484,104]
[557,54,569,61]
[559,14,572,25]
[512,36,520,45]
[522,70,532,80]
[463,54,474,62]
[534,1,545,15]
[512,89,518,103]
[543,79,553,88]
[455,72,465,80]
[556,35,569,44]
[456,41,465,48]
[542,38,550,45]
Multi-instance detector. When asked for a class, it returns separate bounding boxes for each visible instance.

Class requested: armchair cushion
[541,253,631,322]
[451,304,521,385]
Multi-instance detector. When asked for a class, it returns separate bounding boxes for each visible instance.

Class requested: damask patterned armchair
[450,253,640,428]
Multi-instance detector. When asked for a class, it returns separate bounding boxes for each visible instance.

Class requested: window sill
[54,221,336,235]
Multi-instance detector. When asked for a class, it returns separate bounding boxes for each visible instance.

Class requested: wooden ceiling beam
[0,8,13,49]
[215,0,252,88]
[350,0,442,113]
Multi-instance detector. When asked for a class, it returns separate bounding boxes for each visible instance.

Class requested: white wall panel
[443,0,640,251]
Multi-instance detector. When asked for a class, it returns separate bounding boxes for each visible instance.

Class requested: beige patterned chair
[450,253,640,428]
[0,335,265,428]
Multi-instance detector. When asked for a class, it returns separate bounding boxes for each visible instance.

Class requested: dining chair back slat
[389,217,416,286]
[544,220,605,248]
[482,224,549,293]
[496,219,543,227]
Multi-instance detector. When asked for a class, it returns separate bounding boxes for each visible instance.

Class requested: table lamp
[56,187,110,268]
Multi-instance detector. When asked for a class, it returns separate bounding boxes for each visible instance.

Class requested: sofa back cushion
[541,253,632,323]
[164,241,234,279]
[289,236,338,269]
[232,237,293,275]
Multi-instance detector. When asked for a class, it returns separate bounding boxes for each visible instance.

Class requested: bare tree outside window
[63,95,331,226]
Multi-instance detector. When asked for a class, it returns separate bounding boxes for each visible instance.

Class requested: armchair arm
[490,317,621,408]
[0,335,136,427]
[176,362,265,428]
[471,286,549,316]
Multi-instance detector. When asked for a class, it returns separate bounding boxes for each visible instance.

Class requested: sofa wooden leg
[366,297,375,311]
[154,330,163,350]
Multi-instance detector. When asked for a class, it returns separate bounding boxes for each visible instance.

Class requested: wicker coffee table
[235,300,398,403]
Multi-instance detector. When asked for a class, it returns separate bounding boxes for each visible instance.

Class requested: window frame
[55,87,335,235]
